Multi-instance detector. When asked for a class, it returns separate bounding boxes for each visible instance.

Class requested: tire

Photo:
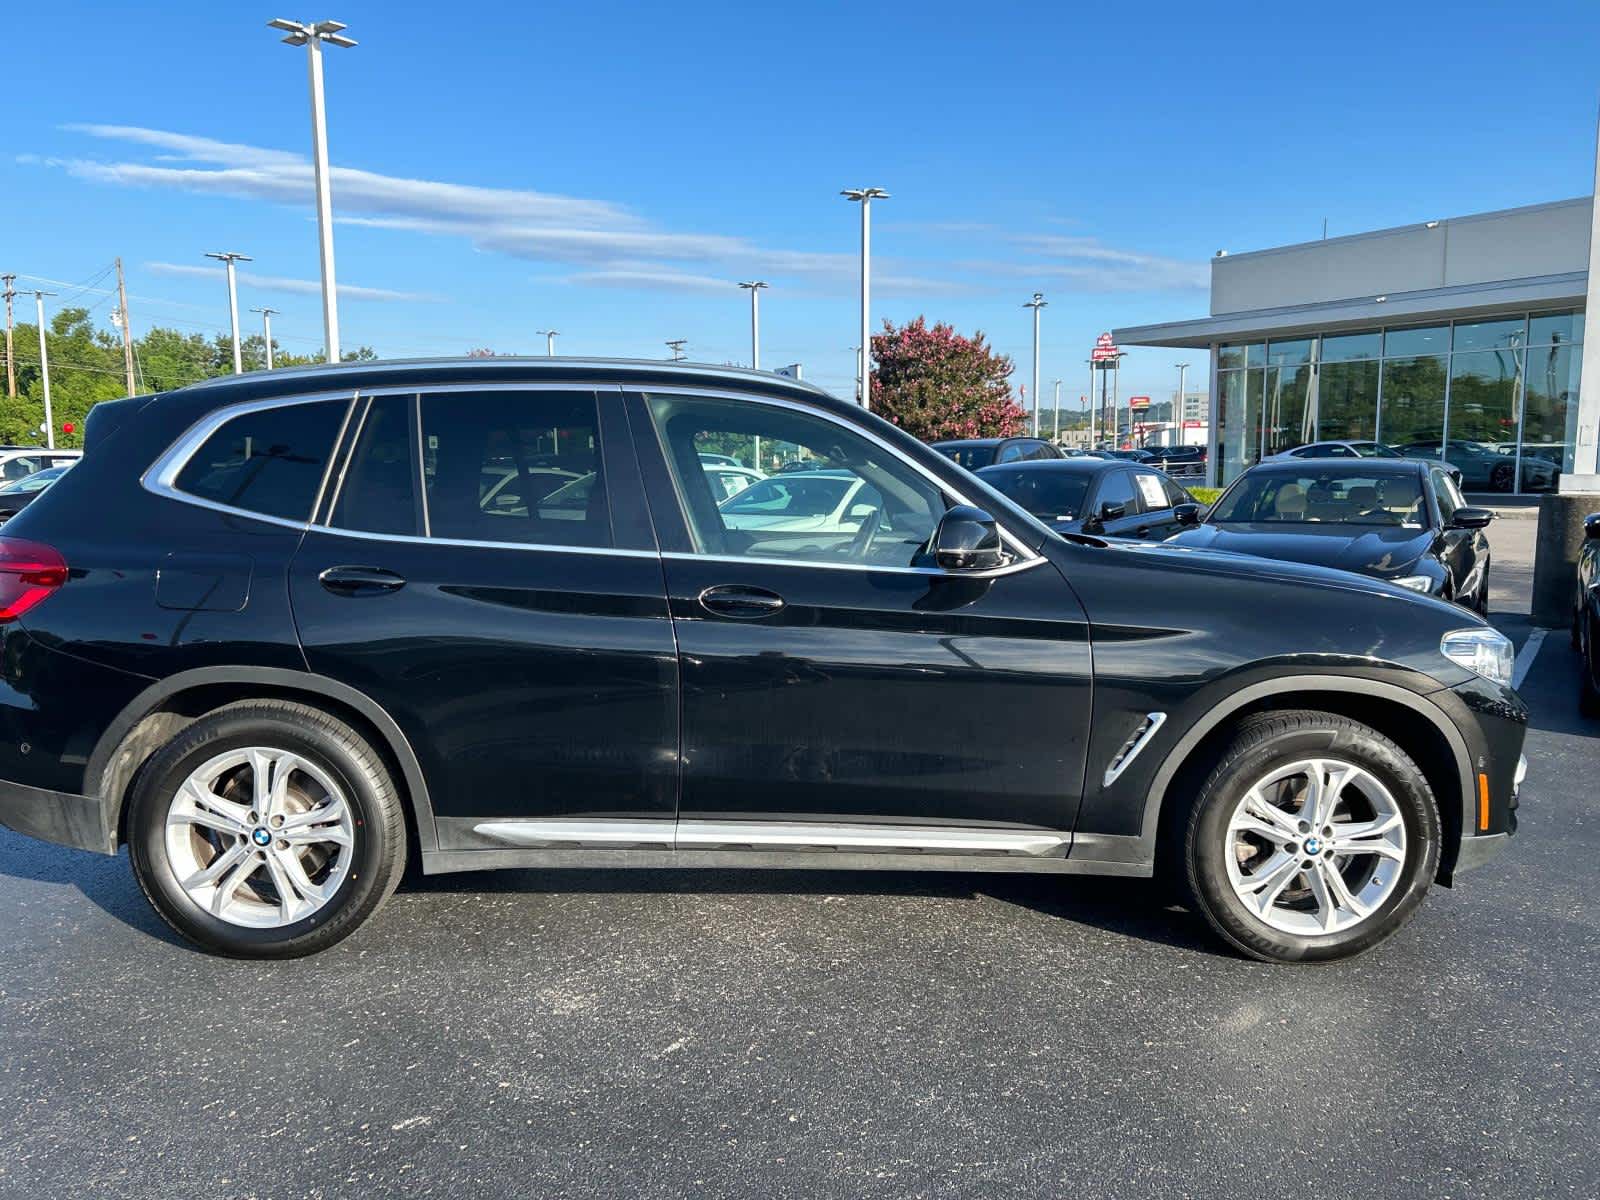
[1580,613,1600,719]
[1490,461,1514,492]
[128,700,407,958]
[1182,711,1441,964]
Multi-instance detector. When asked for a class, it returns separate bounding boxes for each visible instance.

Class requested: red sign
[1091,332,1120,362]
[1129,396,1151,410]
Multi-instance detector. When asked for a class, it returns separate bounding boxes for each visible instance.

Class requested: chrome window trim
[660,549,1045,579]
[301,521,661,559]
[633,383,1043,565]
[141,388,361,531]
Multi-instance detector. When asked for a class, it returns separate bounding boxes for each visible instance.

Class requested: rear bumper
[0,776,116,855]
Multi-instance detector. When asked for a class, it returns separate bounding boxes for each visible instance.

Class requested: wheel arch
[85,666,438,855]
[1144,676,1473,885]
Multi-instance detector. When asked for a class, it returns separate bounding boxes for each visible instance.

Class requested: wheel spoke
[1238,850,1301,913]
[179,840,250,891]
[1304,860,1338,931]
[249,749,279,820]
[275,847,334,906]
[1241,788,1299,837]
[281,823,352,849]
[1320,860,1370,920]
[211,851,261,917]
[1329,812,1405,861]
[169,779,252,834]
[262,848,313,923]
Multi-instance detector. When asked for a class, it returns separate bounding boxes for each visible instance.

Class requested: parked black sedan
[1574,512,1600,715]
[1165,459,1493,610]
[977,457,1198,540]
[0,464,71,526]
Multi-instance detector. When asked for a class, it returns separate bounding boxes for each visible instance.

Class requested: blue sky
[6,0,1600,403]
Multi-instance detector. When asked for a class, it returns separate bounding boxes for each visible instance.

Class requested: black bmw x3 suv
[0,359,1526,962]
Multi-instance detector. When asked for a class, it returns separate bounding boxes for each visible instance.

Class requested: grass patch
[1188,486,1223,505]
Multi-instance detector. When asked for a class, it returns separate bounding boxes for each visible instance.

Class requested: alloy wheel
[163,747,356,928]
[1224,757,1408,936]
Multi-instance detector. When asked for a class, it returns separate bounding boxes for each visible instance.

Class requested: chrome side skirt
[438,817,1070,860]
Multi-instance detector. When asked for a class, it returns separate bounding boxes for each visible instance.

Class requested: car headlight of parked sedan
[1392,574,1435,593]
[1441,627,1514,686]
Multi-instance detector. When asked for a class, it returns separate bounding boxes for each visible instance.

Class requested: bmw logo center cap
[252,828,272,847]
[1303,836,1323,855]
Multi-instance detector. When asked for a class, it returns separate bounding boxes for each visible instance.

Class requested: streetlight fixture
[538,329,559,357]
[251,307,280,370]
[738,281,768,370]
[1023,292,1047,436]
[268,17,356,364]
[205,251,252,374]
[841,187,888,409]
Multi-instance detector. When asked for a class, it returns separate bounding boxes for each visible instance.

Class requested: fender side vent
[1102,712,1167,788]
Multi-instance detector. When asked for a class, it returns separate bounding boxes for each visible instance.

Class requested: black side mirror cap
[1451,506,1495,530]
[934,505,1005,570]
[1584,513,1600,540]
[1172,502,1202,527]
[1099,501,1127,522]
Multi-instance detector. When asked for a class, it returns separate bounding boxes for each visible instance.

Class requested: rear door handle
[318,565,406,596]
[698,584,785,619]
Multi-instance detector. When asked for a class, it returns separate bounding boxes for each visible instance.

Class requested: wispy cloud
[557,267,733,294]
[144,261,438,303]
[962,234,1208,293]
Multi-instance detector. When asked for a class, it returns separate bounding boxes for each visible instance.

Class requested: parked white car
[0,448,81,483]
[717,469,876,532]
[702,464,765,502]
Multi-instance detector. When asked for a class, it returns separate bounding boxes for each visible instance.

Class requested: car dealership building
[1115,197,1592,493]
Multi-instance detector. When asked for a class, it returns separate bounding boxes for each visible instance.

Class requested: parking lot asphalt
[1,526,1596,1199]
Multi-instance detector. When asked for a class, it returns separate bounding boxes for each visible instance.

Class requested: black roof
[976,457,1123,476]
[1245,457,1426,476]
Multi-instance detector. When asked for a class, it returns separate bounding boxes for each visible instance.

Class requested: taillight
[0,537,68,622]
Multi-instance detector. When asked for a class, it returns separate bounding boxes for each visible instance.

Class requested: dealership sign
[1129,395,1151,410]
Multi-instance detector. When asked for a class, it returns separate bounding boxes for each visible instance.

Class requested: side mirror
[1583,512,1600,540]
[1451,506,1495,530]
[1099,501,1127,522]
[1172,502,1202,527]
[934,505,1004,571]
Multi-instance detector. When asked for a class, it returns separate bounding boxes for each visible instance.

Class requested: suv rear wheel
[1183,711,1440,963]
[128,700,406,958]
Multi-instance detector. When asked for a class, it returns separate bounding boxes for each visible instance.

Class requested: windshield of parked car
[1209,471,1425,527]
[0,464,69,494]
[977,467,1091,522]
[1351,442,1404,458]
[719,474,854,517]
[934,444,997,470]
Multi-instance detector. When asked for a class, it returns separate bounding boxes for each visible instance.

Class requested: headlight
[1393,575,1434,593]
[1441,628,1514,687]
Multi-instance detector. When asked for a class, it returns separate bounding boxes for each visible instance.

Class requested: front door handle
[318,565,406,596]
[698,584,785,619]
[1134,524,1151,538]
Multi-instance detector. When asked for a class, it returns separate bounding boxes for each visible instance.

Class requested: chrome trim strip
[471,819,676,849]
[421,847,1119,877]
[633,384,1042,564]
[660,549,1045,579]
[301,522,663,559]
[1102,712,1167,788]
[675,820,1067,857]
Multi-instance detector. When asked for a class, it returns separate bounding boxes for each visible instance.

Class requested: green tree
[869,317,1026,442]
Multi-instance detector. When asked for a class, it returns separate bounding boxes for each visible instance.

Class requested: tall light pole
[250,307,280,370]
[538,329,558,357]
[1051,379,1063,441]
[269,18,356,364]
[205,252,251,374]
[841,187,888,409]
[1175,362,1189,445]
[30,291,56,448]
[738,281,767,369]
[1023,292,1047,436]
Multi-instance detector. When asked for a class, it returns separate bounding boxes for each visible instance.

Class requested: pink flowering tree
[870,317,1026,441]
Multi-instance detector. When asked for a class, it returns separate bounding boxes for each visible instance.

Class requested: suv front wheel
[128,700,407,958]
[1184,711,1441,963]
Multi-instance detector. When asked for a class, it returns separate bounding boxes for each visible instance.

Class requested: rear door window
[1095,469,1138,515]
[419,389,612,548]
[1132,470,1170,513]
[173,399,348,522]
[329,394,419,536]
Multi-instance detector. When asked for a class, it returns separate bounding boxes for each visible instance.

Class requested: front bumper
[0,777,116,855]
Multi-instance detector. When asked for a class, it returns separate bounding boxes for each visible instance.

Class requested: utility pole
[252,307,280,369]
[666,339,687,362]
[842,187,888,409]
[31,291,57,448]
[269,18,357,364]
[537,329,558,357]
[1024,292,1047,437]
[1175,362,1189,445]
[114,258,136,395]
[2,274,15,400]
[205,252,252,374]
[738,281,767,369]
[1051,379,1062,441]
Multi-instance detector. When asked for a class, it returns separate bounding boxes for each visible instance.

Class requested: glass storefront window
[1320,332,1381,362]
[1529,310,1584,347]
[1217,344,1246,370]
[1318,359,1379,441]
[1378,355,1447,453]
[1447,350,1522,491]
[1383,325,1449,357]
[1218,369,1264,483]
[1266,338,1314,367]
[1263,362,1316,455]
[1522,342,1580,483]
[1452,317,1526,353]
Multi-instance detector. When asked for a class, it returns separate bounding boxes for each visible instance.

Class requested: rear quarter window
[173,399,348,523]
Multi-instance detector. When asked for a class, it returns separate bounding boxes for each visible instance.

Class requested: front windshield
[1209,471,1425,528]
[720,475,853,517]
[978,468,1090,522]
[1352,442,1403,458]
